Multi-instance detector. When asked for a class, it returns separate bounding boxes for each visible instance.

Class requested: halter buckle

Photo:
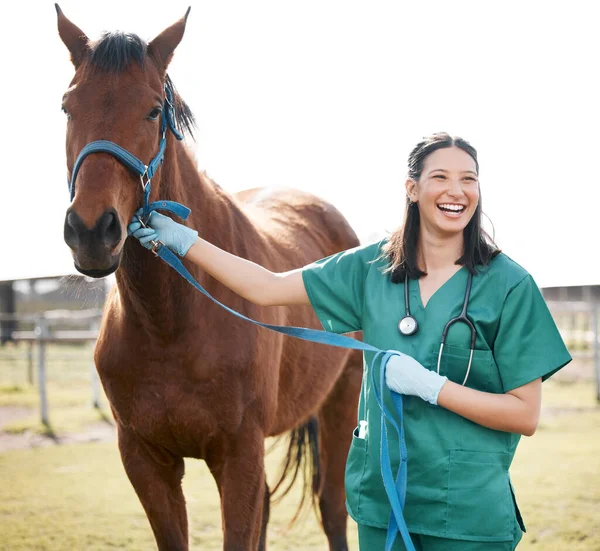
[140,166,151,191]
[135,214,163,256]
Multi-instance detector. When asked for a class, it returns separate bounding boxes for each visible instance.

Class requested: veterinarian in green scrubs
[302,238,570,549]
[299,138,571,549]
[130,132,571,549]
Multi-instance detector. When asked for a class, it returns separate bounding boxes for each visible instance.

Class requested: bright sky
[2,0,598,288]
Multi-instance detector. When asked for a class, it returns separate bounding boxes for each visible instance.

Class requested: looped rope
[151,240,416,551]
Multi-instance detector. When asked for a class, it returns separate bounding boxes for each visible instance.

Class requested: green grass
[512,386,600,550]
[0,438,356,551]
[0,379,599,550]
[1,345,599,549]
[0,342,111,435]
[0,381,102,408]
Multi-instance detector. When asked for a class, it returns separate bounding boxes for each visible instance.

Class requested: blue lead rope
[155,238,416,551]
[372,351,411,551]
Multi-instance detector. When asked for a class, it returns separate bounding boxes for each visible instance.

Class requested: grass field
[0,344,599,550]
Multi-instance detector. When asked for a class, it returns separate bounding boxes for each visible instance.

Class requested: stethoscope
[398,271,476,386]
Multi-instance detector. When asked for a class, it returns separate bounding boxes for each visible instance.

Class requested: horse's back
[235,186,363,435]
[235,186,360,266]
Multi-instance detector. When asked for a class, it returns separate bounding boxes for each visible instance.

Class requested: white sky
[1,0,598,288]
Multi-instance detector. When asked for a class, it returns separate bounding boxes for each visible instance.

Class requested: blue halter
[66,82,416,551]
[67,83,186,221]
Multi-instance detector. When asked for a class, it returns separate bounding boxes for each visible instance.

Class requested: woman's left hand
[385,353,448,406]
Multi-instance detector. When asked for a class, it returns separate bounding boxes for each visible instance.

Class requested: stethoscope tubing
[436,343,474,386]
[401,270,476,386]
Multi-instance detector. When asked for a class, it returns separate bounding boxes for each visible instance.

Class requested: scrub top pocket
[446,449,513,542]
[345,426,367,519]
[431,344,494,392]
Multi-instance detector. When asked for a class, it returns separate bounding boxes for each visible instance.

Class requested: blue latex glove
[385,352,448,405]
[127,209,198,257]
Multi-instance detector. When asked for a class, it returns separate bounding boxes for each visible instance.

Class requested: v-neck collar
[412,266,467,310]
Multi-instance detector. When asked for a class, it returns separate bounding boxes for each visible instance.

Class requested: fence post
[27,341,34,385]
[35,315,49,426]
[593,306,599,403]
[90,319,101,409]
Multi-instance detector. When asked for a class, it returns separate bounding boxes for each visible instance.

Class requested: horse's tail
[270,416,322,526]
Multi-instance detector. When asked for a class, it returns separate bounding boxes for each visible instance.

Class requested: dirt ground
[0,407,115,452]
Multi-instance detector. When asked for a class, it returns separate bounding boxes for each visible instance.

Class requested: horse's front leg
[219,420,267,551]
[117,425,188,551]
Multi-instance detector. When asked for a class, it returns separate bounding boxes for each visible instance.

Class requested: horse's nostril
[97,209,122,248]
[64,210,82,249]
[67,212,79,227]
[97,211,114,234]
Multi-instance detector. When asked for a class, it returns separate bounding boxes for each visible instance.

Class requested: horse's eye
[61,106,71,120]
[147,107,162,121]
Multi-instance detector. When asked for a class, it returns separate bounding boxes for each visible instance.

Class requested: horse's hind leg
[117,426,188,551]
[317,350,363,551]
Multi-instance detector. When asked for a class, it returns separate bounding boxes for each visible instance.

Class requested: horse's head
[57,5,191,277]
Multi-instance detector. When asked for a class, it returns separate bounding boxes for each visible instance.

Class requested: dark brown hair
[382,132,499,283]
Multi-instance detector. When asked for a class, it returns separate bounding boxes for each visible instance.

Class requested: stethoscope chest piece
[399,271,476,385]
[398,315,418,336]
[399,274,419,336]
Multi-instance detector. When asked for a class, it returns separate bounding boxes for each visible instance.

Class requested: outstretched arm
[184,237,310,307]
[128,211,310,307]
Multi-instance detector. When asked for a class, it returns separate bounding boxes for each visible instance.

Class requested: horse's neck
[114,140,253,338]
[161,142,253,252]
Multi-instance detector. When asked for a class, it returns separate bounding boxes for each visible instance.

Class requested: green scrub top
[301,239,571,543]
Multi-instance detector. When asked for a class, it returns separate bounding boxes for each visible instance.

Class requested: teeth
[438,204,465,212]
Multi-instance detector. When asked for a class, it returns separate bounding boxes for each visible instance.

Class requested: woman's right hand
[128,209,198,257]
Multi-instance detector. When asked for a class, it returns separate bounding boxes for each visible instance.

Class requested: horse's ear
[148,7,191,70]
[55,4,89,68]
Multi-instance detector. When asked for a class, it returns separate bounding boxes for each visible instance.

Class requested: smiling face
[406,146,480,238]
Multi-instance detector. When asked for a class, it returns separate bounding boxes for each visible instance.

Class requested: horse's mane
[88,31,196,139]
[90,31,146,72]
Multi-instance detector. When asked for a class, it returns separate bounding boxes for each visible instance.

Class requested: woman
[129,132,571,550]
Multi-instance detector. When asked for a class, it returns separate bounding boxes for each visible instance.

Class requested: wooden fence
[0,309,102,426]
[546,301,599,390]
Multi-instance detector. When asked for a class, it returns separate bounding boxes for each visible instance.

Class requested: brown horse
[57,6,363,551]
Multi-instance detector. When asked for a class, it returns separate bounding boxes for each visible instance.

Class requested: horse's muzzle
[64,207,123,277]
